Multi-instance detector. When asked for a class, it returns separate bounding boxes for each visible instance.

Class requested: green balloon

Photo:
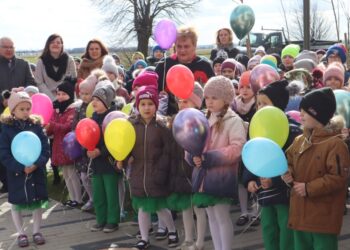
[249,106,289,148]
[230,5,255,40]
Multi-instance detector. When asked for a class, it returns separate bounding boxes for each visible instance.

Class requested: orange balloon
[166,65,194,99]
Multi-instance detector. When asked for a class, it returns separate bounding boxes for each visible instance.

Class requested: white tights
[11,206,42,235]
[62,165,82,203]
[80,172,93,202]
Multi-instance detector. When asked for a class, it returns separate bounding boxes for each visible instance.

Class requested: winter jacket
[128,115,172,198]
[77,57,104,80]
[155,55,215,116]
[187,108,247,198]
[210,45,239,61]
[46,103,76,166]
[35,56,77,101]
[287,125,350,234]
[0,115,49,205]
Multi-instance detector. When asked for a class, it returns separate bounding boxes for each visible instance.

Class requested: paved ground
[1,191,350,250]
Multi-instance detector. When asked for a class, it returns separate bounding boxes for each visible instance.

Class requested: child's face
[177,99,196,111]
[56,90,70,102]
[222,68,235,80]
[107,72,117,82]
[239,85,255,102]
[13,102,31,120]
[300,109,323,129]
[153,50,164,59]
[118,74,125,82]
[92,97,107,114]
[213,63,222,76]
[282,55,294,68]
[138,99,156,121]
[325,77,342,90]
[257,94,273,110]
[80,90,92,104]
[327,54,342,64]
[205,95,225,113]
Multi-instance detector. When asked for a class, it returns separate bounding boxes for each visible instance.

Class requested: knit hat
[152,45,164,54]
[8,91,32,113]
[221,58,236,72]
[132,71,158,90]
[299,87,336,125]
[136,86,159,110]
[326,44,347,64]
[213,56,225,66]
[57,76,77,100]
[258,80,289,111]
[204,75,234,104]
[134,59,148,69]
[295,50,318,64]
[24,85,39,95]
[116,66,125,77]
[186,82,204,109]
[132,51,145,61]
[102,55,119,77]
[281,44,300,59]
[323,62,345,84]
[247,55,261,70]
[235,54,249,69]
[260,55,278,70]
[293,59,316,72]
[92,84,116,109]
[95,79,115,90]
[239,71,251,88]
[316,49,326,55]
[254,46,266,56]
[79,74,98,94]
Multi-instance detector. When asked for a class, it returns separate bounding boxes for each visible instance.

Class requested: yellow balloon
[86,102,94,118]
[121,103,133,115]
[2,107,10,115]
[104,118,136,161]
[249,106,289,148]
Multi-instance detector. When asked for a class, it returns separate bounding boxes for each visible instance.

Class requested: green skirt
[15,200,49,211]
[192,193,232,208]
[132,196,168,213]
[167,193,192,211]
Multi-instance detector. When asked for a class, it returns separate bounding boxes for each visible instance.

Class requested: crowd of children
[0,26,350,250]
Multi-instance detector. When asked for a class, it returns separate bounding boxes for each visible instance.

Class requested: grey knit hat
[102,55,119,77]
[204,76,234,104]
[92,85,116,108]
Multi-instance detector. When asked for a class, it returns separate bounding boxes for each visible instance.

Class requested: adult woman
[78,39,108,79]
[35,34,77,101]
[210,28,239,61]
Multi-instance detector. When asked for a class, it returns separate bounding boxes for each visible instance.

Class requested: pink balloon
[31,93,53,125]
[154,19,177,50]
[250,64,280,92]
[102,111,128,133]
[286,110,301,123]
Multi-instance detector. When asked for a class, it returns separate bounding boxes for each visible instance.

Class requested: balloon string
[162,50,167,91]
[24,174,30,203]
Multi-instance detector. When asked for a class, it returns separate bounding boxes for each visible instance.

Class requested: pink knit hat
[221,59,236,72]
[323,62,344,84]
[204,76,235,104]
[79,74,98,94]
[136,86,159,110]
[132,71,159,90]
[186,82,204,109]
[8,91,32,113]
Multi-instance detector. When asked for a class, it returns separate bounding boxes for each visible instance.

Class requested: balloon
[166,65,194,99]
[286,110,301,124]
[31,93,53,125]
[63,132,82,160]
[250,106,289,148]
[2,107,10,115]
[334,89,350,127]
[86,102,94,118]
[11,131,41,167]
[230,5,255,40]
[76,118,100,151]
[154,19,177,50]
[121,103,133,115]
[102,111,128,133]
[250,64,280,92]
[172,108,209,156]
[242,138,288,178]
[104,118,136,161]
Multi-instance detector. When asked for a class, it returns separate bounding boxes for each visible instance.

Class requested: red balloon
[76,118,100,151]
[166,65,194,99]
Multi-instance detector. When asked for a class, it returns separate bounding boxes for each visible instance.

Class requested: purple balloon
[154,19,177,50]
[63,132,82,160]
[172,108,209,156]
[102,111,128,133]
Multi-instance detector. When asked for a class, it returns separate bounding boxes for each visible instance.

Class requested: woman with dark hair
[210,28,239,61]
[35,34,77,100]
[78,39,108,79]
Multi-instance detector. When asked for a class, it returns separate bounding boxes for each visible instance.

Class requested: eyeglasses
[0,46,14,50]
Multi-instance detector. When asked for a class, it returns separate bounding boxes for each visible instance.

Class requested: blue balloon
[11,131,42,167]
[242,138,287,178]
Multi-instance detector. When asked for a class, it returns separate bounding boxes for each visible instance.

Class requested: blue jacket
[0,116,49,205]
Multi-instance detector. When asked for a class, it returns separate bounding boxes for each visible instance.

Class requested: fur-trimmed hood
[0,114,42,126]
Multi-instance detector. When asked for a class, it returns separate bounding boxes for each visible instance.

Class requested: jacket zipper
[143,124,149,196]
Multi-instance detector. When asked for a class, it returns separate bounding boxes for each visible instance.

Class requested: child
[212,56,225,76]
[0,91,50,247]
[190,76,246,250]
[147,45,165,67]
[88,83,121,233]
[283,87,350,250]
[221,59,236,80]
[323,62,345,90]
[244,80,302,250]
[46,76,83,207]
[281,44,300,73]
[118,86,178,249]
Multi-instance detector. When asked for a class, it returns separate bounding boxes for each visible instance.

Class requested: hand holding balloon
[24,165,37,175]
[116,161,123,170]
[193,156,202,168]
[247,181,259,193]
[260,178,272,189]
[87,148,101,159]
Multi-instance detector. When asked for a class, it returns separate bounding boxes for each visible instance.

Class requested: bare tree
[92,0,201,57]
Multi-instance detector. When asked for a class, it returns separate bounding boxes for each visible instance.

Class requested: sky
[1,0,349,50]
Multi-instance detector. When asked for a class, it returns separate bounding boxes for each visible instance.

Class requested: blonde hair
[206,104,229,132]
[177,26,198,46]
[215,28,233,46]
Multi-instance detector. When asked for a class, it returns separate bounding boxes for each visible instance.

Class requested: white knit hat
[102,55,119,77]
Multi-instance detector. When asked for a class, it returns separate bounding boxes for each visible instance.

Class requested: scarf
[235,96,255,115]
[42,52,68,81]
[53,98,73,114]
